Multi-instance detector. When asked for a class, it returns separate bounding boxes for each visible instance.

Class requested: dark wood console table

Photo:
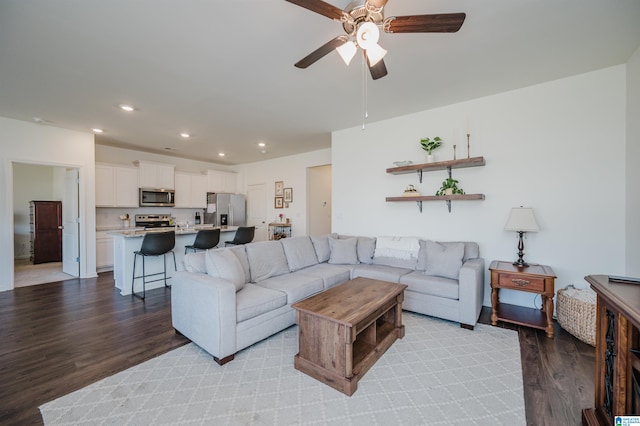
[582,274,640,425]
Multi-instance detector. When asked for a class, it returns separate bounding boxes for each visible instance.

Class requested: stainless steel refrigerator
[204,193,246,227]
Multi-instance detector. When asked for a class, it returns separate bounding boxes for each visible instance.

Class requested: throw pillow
[183,252,207,273]
[328,237,359,265]
[424,240,464,280]
[205,249,246,291]
[310,235,331,263]
[357,237,376,264]
[281,236,319,271]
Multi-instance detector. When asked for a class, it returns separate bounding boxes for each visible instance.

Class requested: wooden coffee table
[291,277,407,396]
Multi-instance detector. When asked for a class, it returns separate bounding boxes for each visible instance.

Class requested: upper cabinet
[174,172,207,208]
[207,170,237,193]
[95,164,139,207]
[136,160,175,189]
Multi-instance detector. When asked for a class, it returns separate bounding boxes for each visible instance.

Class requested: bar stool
[184,228,220,253]
[225,226,255,246]
[132,230,176,300]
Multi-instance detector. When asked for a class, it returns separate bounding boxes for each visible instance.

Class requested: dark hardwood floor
[0,273,594,425]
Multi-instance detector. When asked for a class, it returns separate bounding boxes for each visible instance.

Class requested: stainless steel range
[134,214,172,229]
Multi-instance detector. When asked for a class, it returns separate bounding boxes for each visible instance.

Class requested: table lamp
[504,207,539,267]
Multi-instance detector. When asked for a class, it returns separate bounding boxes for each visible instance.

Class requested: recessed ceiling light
[180,132,191,139]
[218,152,225,157]
[258,142,266,147]
[119,104,135,112]
[92,128,104,133]
[260,150,267,154]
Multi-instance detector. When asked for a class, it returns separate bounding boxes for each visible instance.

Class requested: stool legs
[132,251,177,299]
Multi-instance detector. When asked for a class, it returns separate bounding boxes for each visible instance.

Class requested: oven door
[139,188,175,207]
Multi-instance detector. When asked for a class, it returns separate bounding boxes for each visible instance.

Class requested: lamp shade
[336,40,357,66]
[504,207,540,232]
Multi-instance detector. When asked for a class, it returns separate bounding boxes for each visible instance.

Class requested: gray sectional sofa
[171,234,484,364]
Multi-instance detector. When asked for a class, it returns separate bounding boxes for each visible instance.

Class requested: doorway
[307,165,332,236]
[12,163,79,287]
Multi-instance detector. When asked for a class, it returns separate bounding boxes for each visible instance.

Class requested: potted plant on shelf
[420,136,442,163]
[436,178,465,196]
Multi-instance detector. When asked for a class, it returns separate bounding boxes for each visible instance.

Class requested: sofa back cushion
[280,236,319,271]
[228,245,251,283]
[416,240,480,270]
[423,240,465,280]
[205,248,246,291]
[245,241,290,282]
[183,252,207,273]
[328,237,359,265]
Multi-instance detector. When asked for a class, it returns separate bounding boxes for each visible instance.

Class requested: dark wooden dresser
[582,275,640,425]
[29,200,62,264]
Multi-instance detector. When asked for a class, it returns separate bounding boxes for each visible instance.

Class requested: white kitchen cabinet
[96,231,114,271]
[95,164,139,207]
[175,172,207,208]
[207,170,237,193]
[137,160,175,189]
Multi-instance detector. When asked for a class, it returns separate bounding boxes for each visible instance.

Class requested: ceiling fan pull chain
[362,51,368,130]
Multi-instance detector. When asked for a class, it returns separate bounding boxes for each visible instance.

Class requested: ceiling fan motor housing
[342,1,384,36]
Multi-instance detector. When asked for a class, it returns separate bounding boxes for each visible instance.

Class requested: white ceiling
[1,1,639,165]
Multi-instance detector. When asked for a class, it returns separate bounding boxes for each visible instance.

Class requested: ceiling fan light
[356,21,380,50]
[365,42,387,66]
[336,41,357,66]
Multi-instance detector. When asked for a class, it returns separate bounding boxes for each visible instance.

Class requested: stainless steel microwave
[139,188,175,207]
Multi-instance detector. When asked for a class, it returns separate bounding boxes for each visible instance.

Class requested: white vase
[426,154,435,163]
[444,188,454,196]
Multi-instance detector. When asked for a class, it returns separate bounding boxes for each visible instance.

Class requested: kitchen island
[108,225,238,296]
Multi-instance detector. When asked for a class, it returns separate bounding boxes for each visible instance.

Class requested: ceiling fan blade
[368,57,388,80]
[383,13,466,33]
[285,0,345,20]
[295,36,347,69]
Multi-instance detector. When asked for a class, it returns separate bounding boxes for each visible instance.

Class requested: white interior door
[307,165,332,236]
[247,183,267,242]
[62,168,79,276]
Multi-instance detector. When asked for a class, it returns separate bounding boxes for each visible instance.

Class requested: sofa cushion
[236,284,287,322]
[255,272,324,304]
[424,240,464,279]
[328,237,359,265]
[336,235,376,264]
[281,236,319,271]
[310,235,331,263]
[228,245,250,283]
[299,263,351,289]
[351,264,413,283]
[417,241,479,270]
[246,241,290,283]
[400,271,459,300]
[183,252,207,273]
[205,249,246,291]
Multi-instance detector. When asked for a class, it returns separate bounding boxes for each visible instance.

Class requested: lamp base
[512,259,530,268]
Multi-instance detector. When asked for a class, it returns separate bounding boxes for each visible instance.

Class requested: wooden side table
[489,260,557,338]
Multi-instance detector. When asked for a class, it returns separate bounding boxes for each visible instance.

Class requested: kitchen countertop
[107,225,239,238]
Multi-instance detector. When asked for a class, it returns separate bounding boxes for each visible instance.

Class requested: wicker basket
[556,286,596,346]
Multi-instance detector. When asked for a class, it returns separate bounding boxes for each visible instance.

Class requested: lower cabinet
[96,231,114,271]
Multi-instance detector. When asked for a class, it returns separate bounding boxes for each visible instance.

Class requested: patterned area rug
[40,313,525,425]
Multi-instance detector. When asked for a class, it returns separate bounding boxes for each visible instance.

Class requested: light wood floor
[0,273,595,425]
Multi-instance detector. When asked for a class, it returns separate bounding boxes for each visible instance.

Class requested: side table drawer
[498,273,545,292]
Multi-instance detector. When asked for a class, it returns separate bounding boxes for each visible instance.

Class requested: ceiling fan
[286,0,466,80]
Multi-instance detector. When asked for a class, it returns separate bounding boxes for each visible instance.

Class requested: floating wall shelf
[386,156,486,212]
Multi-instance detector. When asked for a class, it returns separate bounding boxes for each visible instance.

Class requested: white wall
[236,149,331,237]
[0,117,96,291]
[12,164,59,259]
[626,46,640,276]
[332,66,627,309]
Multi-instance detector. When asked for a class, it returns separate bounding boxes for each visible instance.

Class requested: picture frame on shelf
[275,181,284,196]
[275,197,284,208]
[284,187,293,203]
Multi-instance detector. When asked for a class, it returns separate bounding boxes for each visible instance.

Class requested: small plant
[436,178,465,196]
[420,136,442,154]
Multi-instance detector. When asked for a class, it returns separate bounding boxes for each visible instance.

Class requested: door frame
[8,160,83,287]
